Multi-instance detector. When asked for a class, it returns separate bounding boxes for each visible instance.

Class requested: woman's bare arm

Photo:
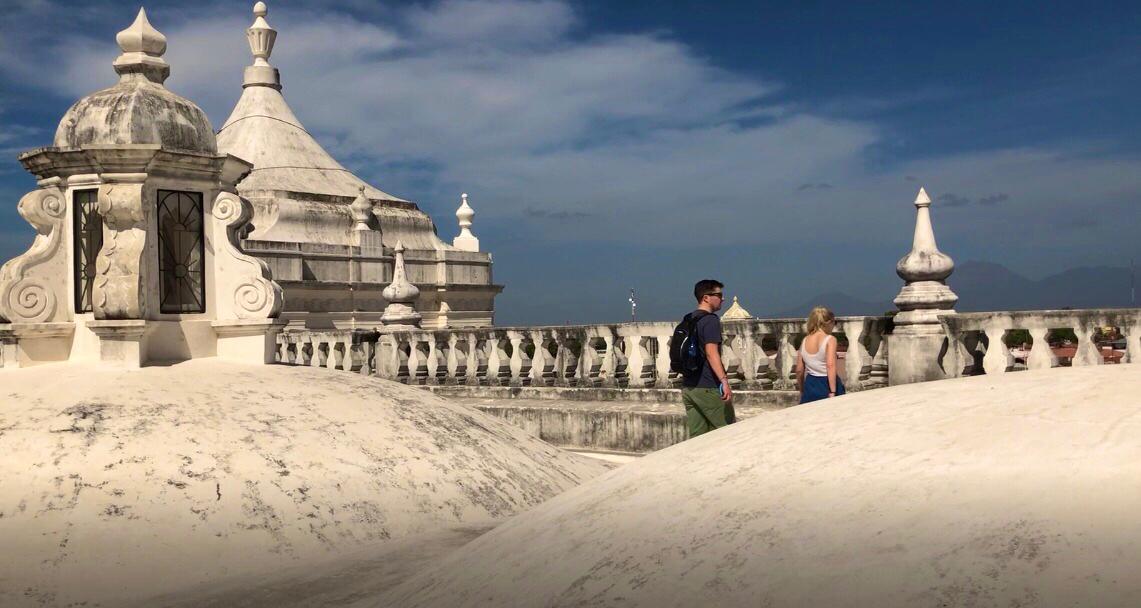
[826,336,838,396]
[796,351,805,394]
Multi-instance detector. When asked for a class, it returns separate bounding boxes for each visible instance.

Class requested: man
[682,279,735,438]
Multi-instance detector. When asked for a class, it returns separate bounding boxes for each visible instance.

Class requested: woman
[796,306,845,404]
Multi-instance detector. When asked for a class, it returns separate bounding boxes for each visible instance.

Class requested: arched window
[72,189,101,313]
[157,190,205,314]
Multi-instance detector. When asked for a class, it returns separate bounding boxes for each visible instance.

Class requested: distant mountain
[770,291,894,319]
[766,262,1135,319]
[954,261,1135,311]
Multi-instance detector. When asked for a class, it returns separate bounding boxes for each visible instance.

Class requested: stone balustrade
[939,309,1141,376]
[272,316,891,392]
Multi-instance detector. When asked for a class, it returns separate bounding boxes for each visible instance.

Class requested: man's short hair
[694,279,724,302]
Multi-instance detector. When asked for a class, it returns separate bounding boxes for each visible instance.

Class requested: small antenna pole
[629,288,637,323]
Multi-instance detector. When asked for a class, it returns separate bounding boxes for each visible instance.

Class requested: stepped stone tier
[0,360,608,607]
[381,364,1141,607]
[216,3,501,330]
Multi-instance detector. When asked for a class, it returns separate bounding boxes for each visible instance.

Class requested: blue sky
[0,0,1138,324]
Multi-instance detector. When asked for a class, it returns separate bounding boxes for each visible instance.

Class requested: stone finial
[896,187,955,283]
[244,2,281,89]
[381,241,422,328]
[350,186,372,231]
[721,296,753,320]
[453,193,480,252]
[893,187,958,326]
[113,8,170,84]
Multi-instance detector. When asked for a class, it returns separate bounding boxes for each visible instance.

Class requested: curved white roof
[217,84,406,202]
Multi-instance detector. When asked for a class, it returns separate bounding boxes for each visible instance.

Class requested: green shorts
[682,387,736,438]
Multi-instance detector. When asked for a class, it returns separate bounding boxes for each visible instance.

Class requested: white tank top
[799,334,832,377]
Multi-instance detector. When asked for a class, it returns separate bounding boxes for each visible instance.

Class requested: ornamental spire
[244,2,281,89]
[381,241,422,329]
[453,193,480,252]
[893,187,958,326]
[113,8,169,84]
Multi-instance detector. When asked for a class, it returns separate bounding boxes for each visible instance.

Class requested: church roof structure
[216,2,405,202]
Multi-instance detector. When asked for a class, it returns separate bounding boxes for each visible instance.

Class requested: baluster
[424,337,440,385]
[600,331,618,388]
[1072,323,1102,367]
[870,333,889,385]
[981,324,1013,375]
[552,336,566,386]
[446,334,460,384]
[753,332,773,389]
[358,339,374,376]
[374,335,394,378]
[528,331,546,386]
[626,334,647,388]
[463,330,481,383]
[508,332,524,387]
[654,333,672,388]
[1126,321,1141,365]
[840,320,868,391]
[720,332,740,383]
[408,337,426,383]
[776,330,797,390]
[341,335,355,371]
[1026,326,1057,370]
[485,334,502,386]
[736,323,757,388]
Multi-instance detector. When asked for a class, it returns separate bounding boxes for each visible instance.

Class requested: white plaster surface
[380,365,1141,607]
[0,360,607,606]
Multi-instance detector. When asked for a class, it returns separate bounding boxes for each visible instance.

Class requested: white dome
[0,360,607,606]
[382,365,1141,607]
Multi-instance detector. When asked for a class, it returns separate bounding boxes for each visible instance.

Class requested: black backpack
[669,311,710,375]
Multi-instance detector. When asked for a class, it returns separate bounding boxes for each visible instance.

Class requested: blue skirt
[800,374,845,404]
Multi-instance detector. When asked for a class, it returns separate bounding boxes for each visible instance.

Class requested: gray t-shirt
[682,311,723,389]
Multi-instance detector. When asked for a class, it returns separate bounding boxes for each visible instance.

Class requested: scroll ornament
[0,186,69,323]
[212,192,283,319]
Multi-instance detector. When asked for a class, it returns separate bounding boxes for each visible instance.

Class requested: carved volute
[0,185,69,323]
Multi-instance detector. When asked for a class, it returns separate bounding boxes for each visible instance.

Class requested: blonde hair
[805,306,835,334]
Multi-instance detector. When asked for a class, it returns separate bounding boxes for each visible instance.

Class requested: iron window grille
[72,189,102,314]
[157,190,206,314]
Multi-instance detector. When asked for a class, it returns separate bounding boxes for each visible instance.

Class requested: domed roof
[383,365,1141,607]
[0,360,607,606]
[53,9,217,155]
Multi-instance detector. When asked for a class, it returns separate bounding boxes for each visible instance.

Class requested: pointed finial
[453,192,480,252]
[113,7,170,84]
[915,187,932,208]
[244,2,281,89]
[894,186,957,320]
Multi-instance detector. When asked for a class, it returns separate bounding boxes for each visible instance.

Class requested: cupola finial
[453,192,480,252]
[113,8,170,84]
[244,2,281,89]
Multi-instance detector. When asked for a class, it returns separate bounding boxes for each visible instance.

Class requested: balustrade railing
[273,316,892,392]
[939,309,1141,376]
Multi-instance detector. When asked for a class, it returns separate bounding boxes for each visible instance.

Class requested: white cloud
[0,0,1137,280]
